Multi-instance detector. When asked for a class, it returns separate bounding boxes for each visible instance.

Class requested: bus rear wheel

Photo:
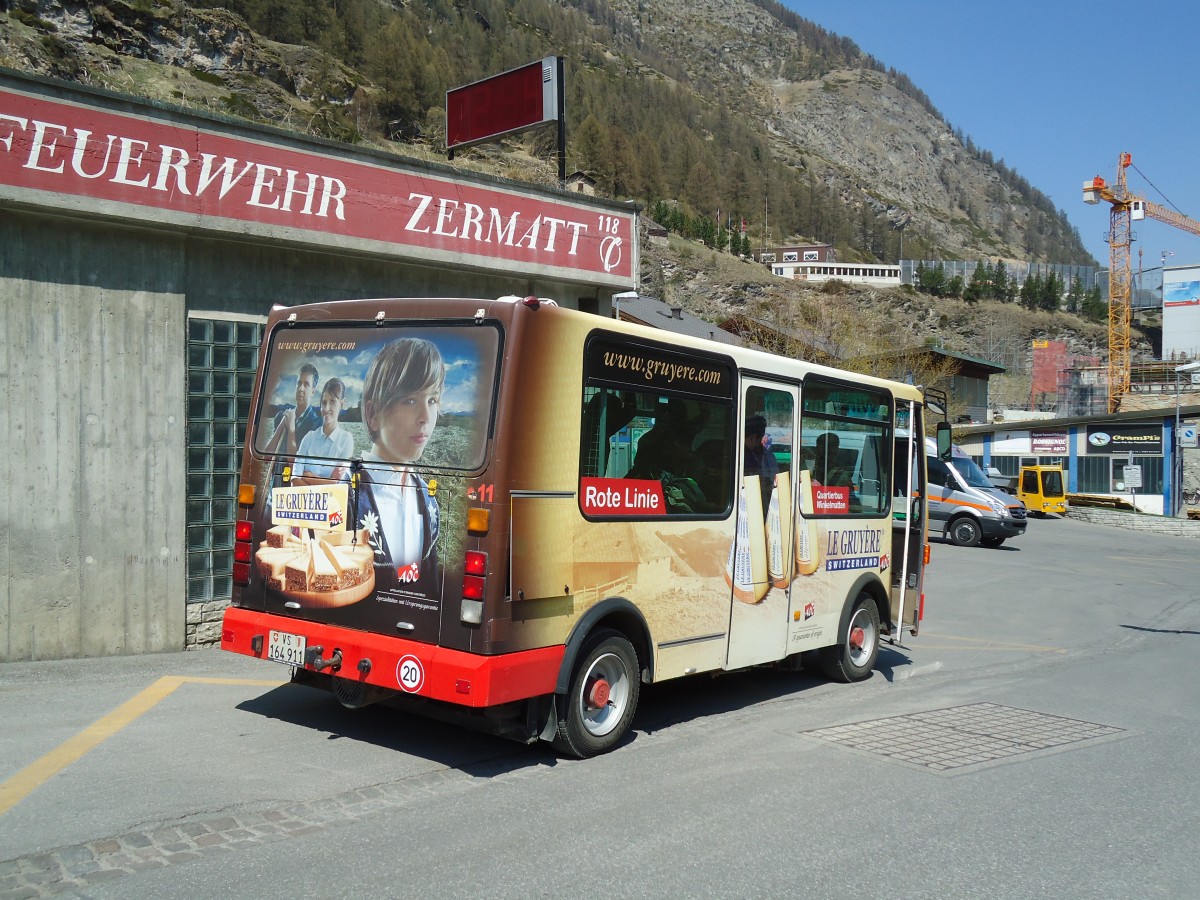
[552,628,640,758]
[820,592,880,683]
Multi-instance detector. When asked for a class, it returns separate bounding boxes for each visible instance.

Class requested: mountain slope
[1,0,1094,266]
[611,0,1089,264]
[2,0,1117,410]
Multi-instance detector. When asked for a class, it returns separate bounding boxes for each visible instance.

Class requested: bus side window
[695,439,731,512]
[582,389,637,478]
[629,398,705,480]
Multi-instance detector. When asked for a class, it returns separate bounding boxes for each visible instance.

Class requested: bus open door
[889,404,929,638]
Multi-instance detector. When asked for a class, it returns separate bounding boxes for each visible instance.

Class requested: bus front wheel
[552,628,640,758]
[820,592,880,683]
[949,516,982,547]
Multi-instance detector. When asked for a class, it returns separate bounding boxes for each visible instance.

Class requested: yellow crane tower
[1084,152,1200,412]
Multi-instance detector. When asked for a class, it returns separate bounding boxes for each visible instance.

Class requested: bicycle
[1184,486,1200,506]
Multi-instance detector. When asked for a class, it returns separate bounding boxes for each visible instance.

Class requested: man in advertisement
[264,363,322,456]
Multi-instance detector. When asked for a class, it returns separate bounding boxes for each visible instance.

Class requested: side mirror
[936,421,952,462]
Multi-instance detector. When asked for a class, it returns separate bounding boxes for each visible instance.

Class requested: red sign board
[0,84,632,282]
[447,57,561,151]
[580,478,666,516]
[812,485,850,515]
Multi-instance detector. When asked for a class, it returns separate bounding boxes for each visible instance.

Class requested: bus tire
[552,628,640,758]
[949,515,982,547]
[820,592,880,683]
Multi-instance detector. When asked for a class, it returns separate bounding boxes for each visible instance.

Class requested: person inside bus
[263,362,322,456]
[811,432,852,487]
[631,398,705,480]
[812,431,862,512]
[355,337,445,597]
[744,414,779,516]
[292,378,354,484]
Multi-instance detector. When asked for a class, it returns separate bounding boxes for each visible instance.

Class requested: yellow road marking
[0,675,284,816]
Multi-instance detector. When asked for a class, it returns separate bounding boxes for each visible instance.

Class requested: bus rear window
[252,323,500,473]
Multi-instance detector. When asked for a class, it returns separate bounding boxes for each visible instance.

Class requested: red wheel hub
[849,626,866,650]
[587,678,611,709]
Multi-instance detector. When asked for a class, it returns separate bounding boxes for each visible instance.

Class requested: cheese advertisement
[271,484,350,531]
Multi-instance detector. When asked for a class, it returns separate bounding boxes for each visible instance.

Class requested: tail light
[461,550,487,624]
[233,519,254,585]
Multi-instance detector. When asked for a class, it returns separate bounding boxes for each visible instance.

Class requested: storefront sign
[1085,424,1163,455]
[1031,430,1068,454]
[0,85,634,282]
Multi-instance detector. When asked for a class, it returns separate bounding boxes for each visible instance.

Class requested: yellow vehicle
[1018,465,1067,516]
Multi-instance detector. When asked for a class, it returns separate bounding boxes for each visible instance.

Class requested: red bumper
[221,607,564,708]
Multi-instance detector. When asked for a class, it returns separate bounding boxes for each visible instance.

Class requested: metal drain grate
[804,702,1125,772]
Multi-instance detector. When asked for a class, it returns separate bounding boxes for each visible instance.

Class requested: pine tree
[1065,275,1083,314]
[1020,273,1041,310]
[913,262,948,297]
[964,260,988,303]
[1081,285,1106,322]
[991,262,1010,302]
[1039,272,1061,311]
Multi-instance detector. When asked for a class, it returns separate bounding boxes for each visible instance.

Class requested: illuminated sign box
[447,56,562,151]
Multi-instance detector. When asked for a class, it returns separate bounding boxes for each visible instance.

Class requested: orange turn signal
[467,507,490,534]
[238,483,256,506]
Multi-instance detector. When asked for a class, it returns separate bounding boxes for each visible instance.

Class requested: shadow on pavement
[1120,624,1200,636]
[237,682,558,773]
[236,641,914,763]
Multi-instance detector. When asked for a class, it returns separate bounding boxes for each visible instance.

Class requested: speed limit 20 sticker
[396,655,425,693]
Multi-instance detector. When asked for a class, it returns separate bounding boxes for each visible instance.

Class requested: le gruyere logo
[271,484,349,531]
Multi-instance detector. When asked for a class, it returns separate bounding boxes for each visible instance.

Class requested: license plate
[267,630,306,666]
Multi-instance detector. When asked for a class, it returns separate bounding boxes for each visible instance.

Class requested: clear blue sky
[787,1,1200,272]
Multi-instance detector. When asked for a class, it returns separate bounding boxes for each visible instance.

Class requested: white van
[926,439,1027,547]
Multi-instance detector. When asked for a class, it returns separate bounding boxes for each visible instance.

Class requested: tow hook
[306,646,343,672]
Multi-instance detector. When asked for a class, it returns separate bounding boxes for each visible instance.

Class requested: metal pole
[556,56,566,183]
[1175,370,1182,517]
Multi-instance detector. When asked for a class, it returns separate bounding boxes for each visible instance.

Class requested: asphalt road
[2,516,1198,899]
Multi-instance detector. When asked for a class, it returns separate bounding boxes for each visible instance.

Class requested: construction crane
[1083,152,1200,412]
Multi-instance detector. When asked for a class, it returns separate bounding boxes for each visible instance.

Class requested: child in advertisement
[355,337,445,601]
[293,378,353,484]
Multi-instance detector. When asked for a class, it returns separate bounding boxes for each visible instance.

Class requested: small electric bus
[221,296,933,756]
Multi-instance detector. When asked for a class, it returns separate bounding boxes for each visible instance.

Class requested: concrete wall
[2,214,187,659]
